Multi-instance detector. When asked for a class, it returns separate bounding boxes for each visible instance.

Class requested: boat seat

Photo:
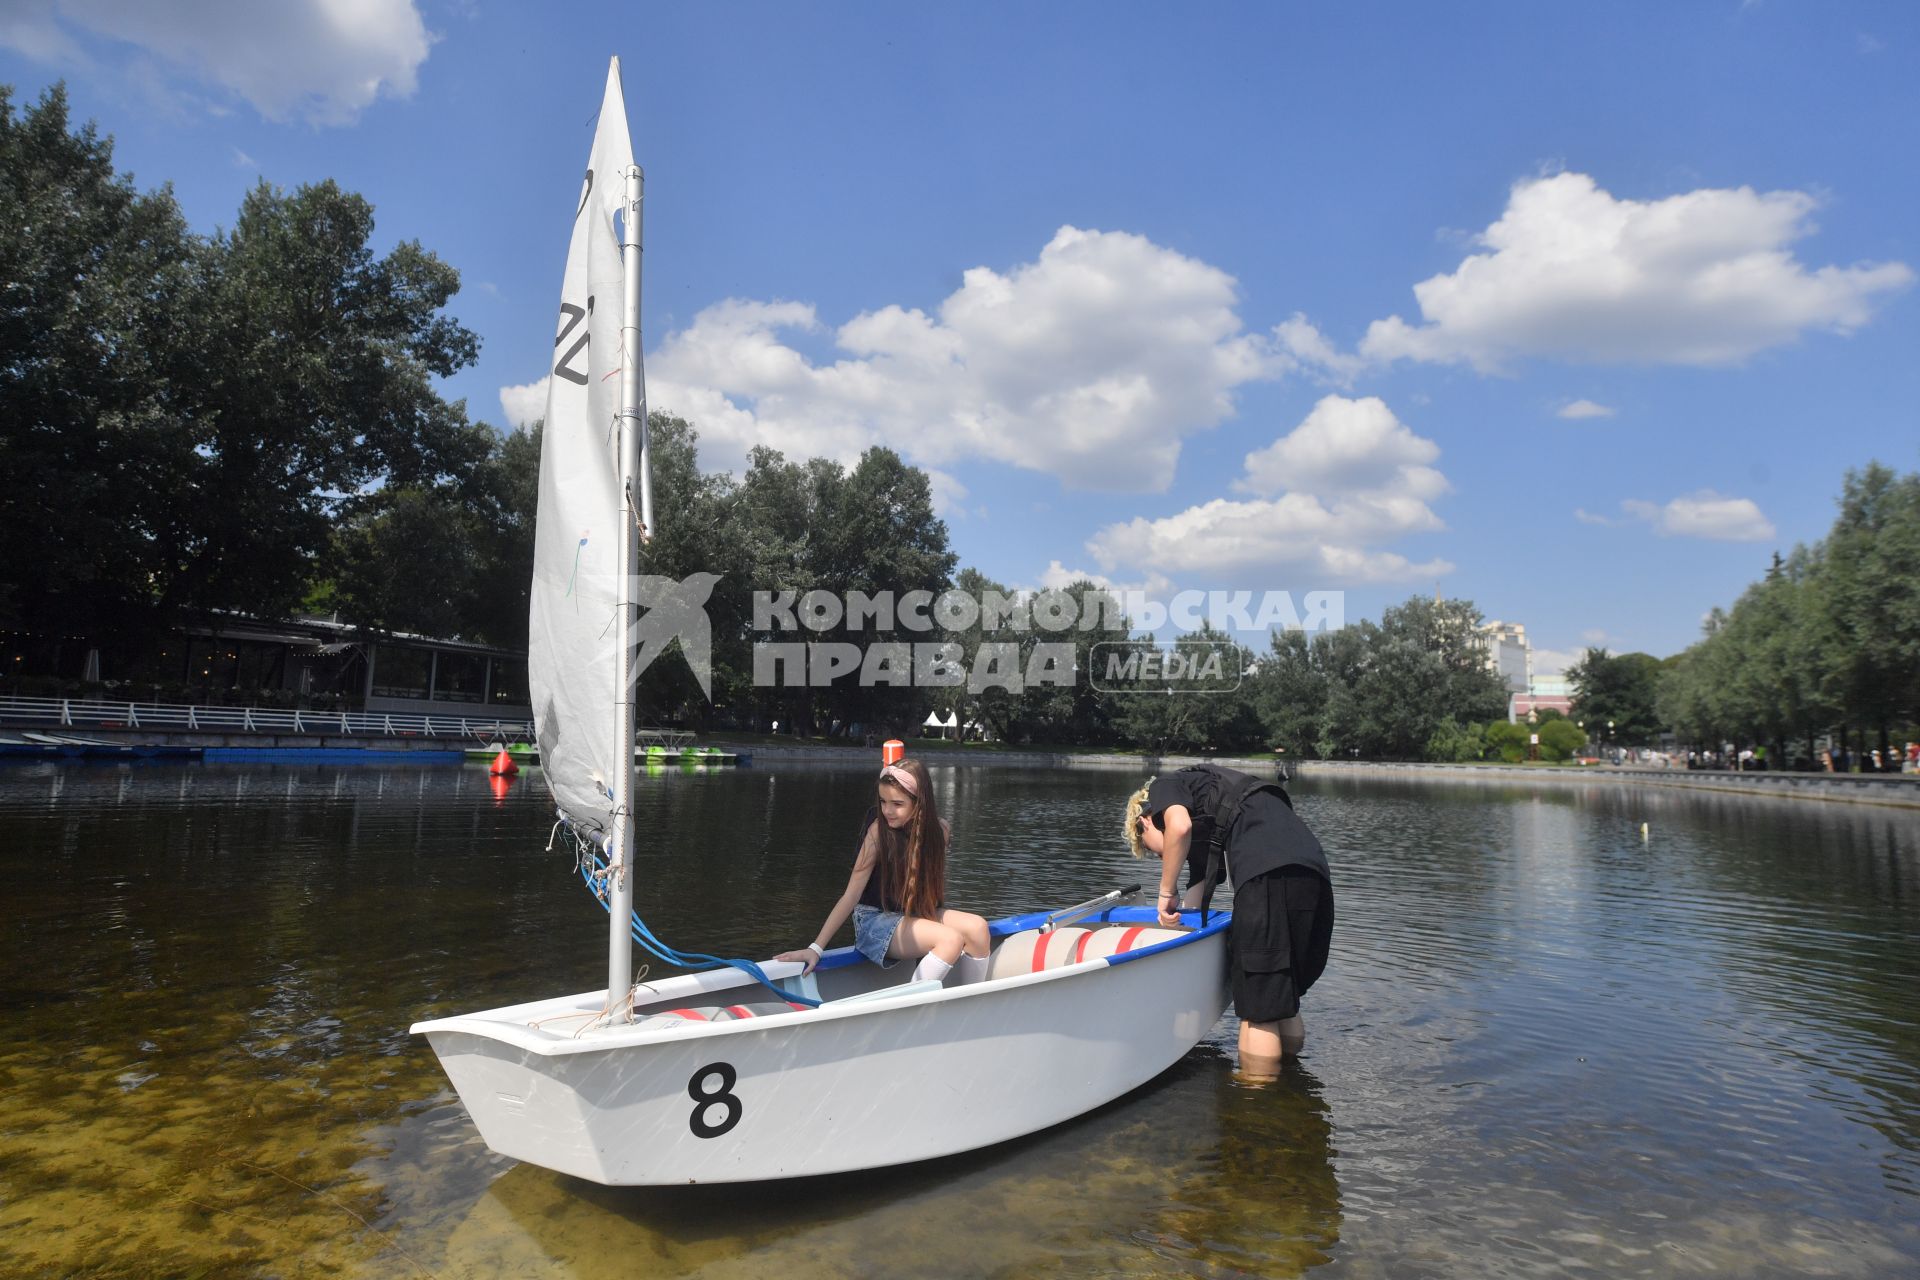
[986,924,1184,979]
[986,927,1090,978]
[647,1000,807,1023]
[1074,925,1184,961]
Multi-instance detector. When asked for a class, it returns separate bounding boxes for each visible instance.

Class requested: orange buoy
[882,738,904,765]
[489,748,519,776]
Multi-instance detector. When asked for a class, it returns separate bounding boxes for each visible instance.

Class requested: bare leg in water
[1238,1015,1305,1078]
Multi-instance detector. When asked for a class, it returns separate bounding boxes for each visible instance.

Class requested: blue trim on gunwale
[981,901,1231,963]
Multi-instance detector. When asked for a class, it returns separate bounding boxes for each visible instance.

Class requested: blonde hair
[1123,780,1154,858]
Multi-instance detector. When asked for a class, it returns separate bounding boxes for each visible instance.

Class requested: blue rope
[576,846,822,1008]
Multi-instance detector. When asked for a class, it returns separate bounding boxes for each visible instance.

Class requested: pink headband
[878,763,918,796]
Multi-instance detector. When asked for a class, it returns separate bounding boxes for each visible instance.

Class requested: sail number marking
[687,1063,741,1138]
[553,296,595,385]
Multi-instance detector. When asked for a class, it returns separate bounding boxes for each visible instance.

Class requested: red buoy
[489,748,519,776]
[882,738,904,765]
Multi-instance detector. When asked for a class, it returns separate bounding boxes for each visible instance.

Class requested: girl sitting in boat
[776,758,991,986]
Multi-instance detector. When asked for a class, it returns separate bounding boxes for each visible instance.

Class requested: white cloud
[1032,560,1172,600]
[1573,507,1615,526]
[2,0,432,126]
[924,468,968,518]
[230,145,256,169]
[0,2,84,62]
[1236,395,1445,501]
[1084,395,1454,584]
[1361,172,1913,371]
[499,376,547,431]
[1530,646,1581,677]
[647,226,1309,491]
[1621,490,1775,542]
[1557,399,1615,419]
[1273,313,1363,384]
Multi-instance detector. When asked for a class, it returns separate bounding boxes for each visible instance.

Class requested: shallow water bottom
[1,762,1915,1277]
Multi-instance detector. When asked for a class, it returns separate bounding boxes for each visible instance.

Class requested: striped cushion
[1073,925,1184,961]
[650,1000,806,1023]
[985,927,1090,979]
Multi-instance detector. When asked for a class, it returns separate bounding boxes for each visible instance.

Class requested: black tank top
[855,810,949,912]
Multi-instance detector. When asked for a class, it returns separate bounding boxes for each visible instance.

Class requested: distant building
[2,612,530,719]
[1480,619,1532,696]
[1510,673,1574,723]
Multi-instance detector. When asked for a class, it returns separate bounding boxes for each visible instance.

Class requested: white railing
[0,695,535,742]
[636,728,695,750]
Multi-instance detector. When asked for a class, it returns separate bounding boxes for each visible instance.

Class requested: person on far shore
[1125,764,1334,1075]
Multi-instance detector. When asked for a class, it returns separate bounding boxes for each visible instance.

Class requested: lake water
[1,761,1916,1278]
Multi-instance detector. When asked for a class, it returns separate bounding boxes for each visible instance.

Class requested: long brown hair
[873,757,946,918]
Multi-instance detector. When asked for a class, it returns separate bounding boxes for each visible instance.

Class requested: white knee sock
[953,952,990,985]
[912,953,954,984]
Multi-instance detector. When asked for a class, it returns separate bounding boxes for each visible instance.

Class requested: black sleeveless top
[854,809,949,912]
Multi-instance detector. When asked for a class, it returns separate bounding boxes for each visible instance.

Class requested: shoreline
[1289,758,1920,812]
[8,723,1914,811]
[716,741,1920,811]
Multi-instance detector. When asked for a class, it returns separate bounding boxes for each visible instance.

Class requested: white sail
[528,60,637,842]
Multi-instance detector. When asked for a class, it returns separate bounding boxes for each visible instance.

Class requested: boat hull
[415,910,1229,1184]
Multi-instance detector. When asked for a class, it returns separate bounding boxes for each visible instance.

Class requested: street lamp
[1608,719,1616,763]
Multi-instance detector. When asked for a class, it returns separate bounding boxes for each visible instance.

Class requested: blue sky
[5,2,1917,671]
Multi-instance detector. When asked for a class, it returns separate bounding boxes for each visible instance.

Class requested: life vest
[1174,764,1293,923]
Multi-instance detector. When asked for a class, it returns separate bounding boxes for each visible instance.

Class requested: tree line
[1,81,1527,755]
[2,84,513,651]
[1649,464,1920,767]
[20,83,1906,762]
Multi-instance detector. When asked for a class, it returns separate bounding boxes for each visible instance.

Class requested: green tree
[1567,647,1664,745]
[1537,717,1584,761]
[1005,580,1131,746]
[1277,595,1509,760]
[627,414,744,727]
[318,418,528,643]
[464,420,543,649]
[154,179,483,621]
[1252,629,1329,757]
[1424,718,1487,762]
[1823,463,1920,760]
[1378,595,1510,728]
[0,84,198,640]
[1484,719,1530,763]
[1110,624,1263,753]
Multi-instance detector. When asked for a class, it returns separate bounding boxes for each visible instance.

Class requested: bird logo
[629,572,720,700]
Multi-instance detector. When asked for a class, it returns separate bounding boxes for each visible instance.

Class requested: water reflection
[0,762,1915,1278]
[413,1051,1340,1280]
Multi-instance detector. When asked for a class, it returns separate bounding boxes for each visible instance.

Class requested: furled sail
[528,61,637,842]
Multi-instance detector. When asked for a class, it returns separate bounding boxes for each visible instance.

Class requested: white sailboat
[411,58,1232,1186]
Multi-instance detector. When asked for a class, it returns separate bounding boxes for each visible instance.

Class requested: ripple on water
[0,762,1915,1278]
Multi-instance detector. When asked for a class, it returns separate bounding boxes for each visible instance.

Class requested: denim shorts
[852,904,904,968]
